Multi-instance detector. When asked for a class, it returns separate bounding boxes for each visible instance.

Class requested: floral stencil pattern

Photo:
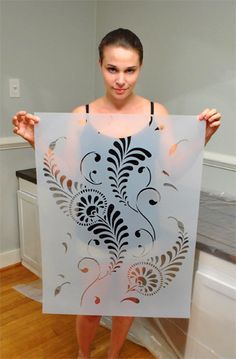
[35,113,205,316]
[69,189,107,226]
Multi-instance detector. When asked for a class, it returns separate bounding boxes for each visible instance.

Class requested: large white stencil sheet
[35,113,205,317]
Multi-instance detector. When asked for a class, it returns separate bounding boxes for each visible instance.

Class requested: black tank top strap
[149,101,154,125]
[85,104,89,114]
[150,101,154,115]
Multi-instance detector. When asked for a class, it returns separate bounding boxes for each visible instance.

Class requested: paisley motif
[128,262,163,295]
[69,189,107,226]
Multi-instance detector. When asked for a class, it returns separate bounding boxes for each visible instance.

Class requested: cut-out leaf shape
[168,216,185,233]
[138,166,145,173]
[54,281,71,296]
[121,297,140,304]
[80,267,89,273]
[177,221,185,233]
[95,296,100,304]
[62,242,68,253]
[88,238,100,247]
[54,286,61,296]
[168,139,188,156]
[149,199,158,205]
[162,170,170,176]
[163,183,178,191]
[49,137,66,151]
[169,143,177,156]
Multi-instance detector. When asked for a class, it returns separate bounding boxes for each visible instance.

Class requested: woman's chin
[112,89,133,100]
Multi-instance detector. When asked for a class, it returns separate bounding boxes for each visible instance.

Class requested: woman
[12,28,221,359]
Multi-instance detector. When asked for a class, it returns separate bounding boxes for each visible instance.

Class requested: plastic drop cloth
[14,190,235,359]
[35,113,205,317]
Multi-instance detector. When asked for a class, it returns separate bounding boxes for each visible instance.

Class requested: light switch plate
[9,78,20,98]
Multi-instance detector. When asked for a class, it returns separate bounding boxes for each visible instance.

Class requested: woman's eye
[126,69,135,74]
[108,68,116,73]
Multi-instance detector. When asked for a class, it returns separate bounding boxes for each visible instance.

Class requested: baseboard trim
[0,249,21,269]
[21,260,41,277]
[203,151,236,172]
[0,136,31,150]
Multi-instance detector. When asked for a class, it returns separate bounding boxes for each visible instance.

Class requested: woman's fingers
[24,113,40,124]
[207,113,221,123]
[15,110,27,119]
[12,111,40,127]
[198,108,210,120]
[198,108,221,122]
[12,111,26,126]
[198,108,221,145]
[12,111,39,149]
[203,108,217,120]
[26,113,40,121]
[12,116,18,126]
[209,120,221,128]
[13,126,19,134]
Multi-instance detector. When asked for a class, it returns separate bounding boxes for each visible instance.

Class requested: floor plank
[0,265,155,358]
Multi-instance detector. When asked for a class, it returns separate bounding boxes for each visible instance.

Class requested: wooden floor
[0,264,155,359]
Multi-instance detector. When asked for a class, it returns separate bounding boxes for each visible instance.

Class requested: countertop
[16,168,37,184]
[16,168,236,264]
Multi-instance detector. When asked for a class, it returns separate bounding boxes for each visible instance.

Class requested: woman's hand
[198,108,221,145]
[12,111,40,148]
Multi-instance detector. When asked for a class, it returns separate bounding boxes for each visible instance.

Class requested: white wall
[0,0,235,266]
[95,0,236,196]
[1,0,96,135]
[0,0,97,258]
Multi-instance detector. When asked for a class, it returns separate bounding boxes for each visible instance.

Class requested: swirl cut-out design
[42,117,193,308]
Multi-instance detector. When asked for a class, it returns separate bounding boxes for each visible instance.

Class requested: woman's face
[100,46,142,100]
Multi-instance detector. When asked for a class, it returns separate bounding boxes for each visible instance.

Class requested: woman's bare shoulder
[154,102,169,116]
[72,98,103,114]
[72,105,86,114]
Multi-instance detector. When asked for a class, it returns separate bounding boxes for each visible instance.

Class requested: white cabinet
[157,251,236,359]
[184,251,236,359]
[17,178,42,277]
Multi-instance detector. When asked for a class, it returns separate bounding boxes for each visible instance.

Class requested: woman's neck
[103,92,138,112]
[90,93,148,114]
